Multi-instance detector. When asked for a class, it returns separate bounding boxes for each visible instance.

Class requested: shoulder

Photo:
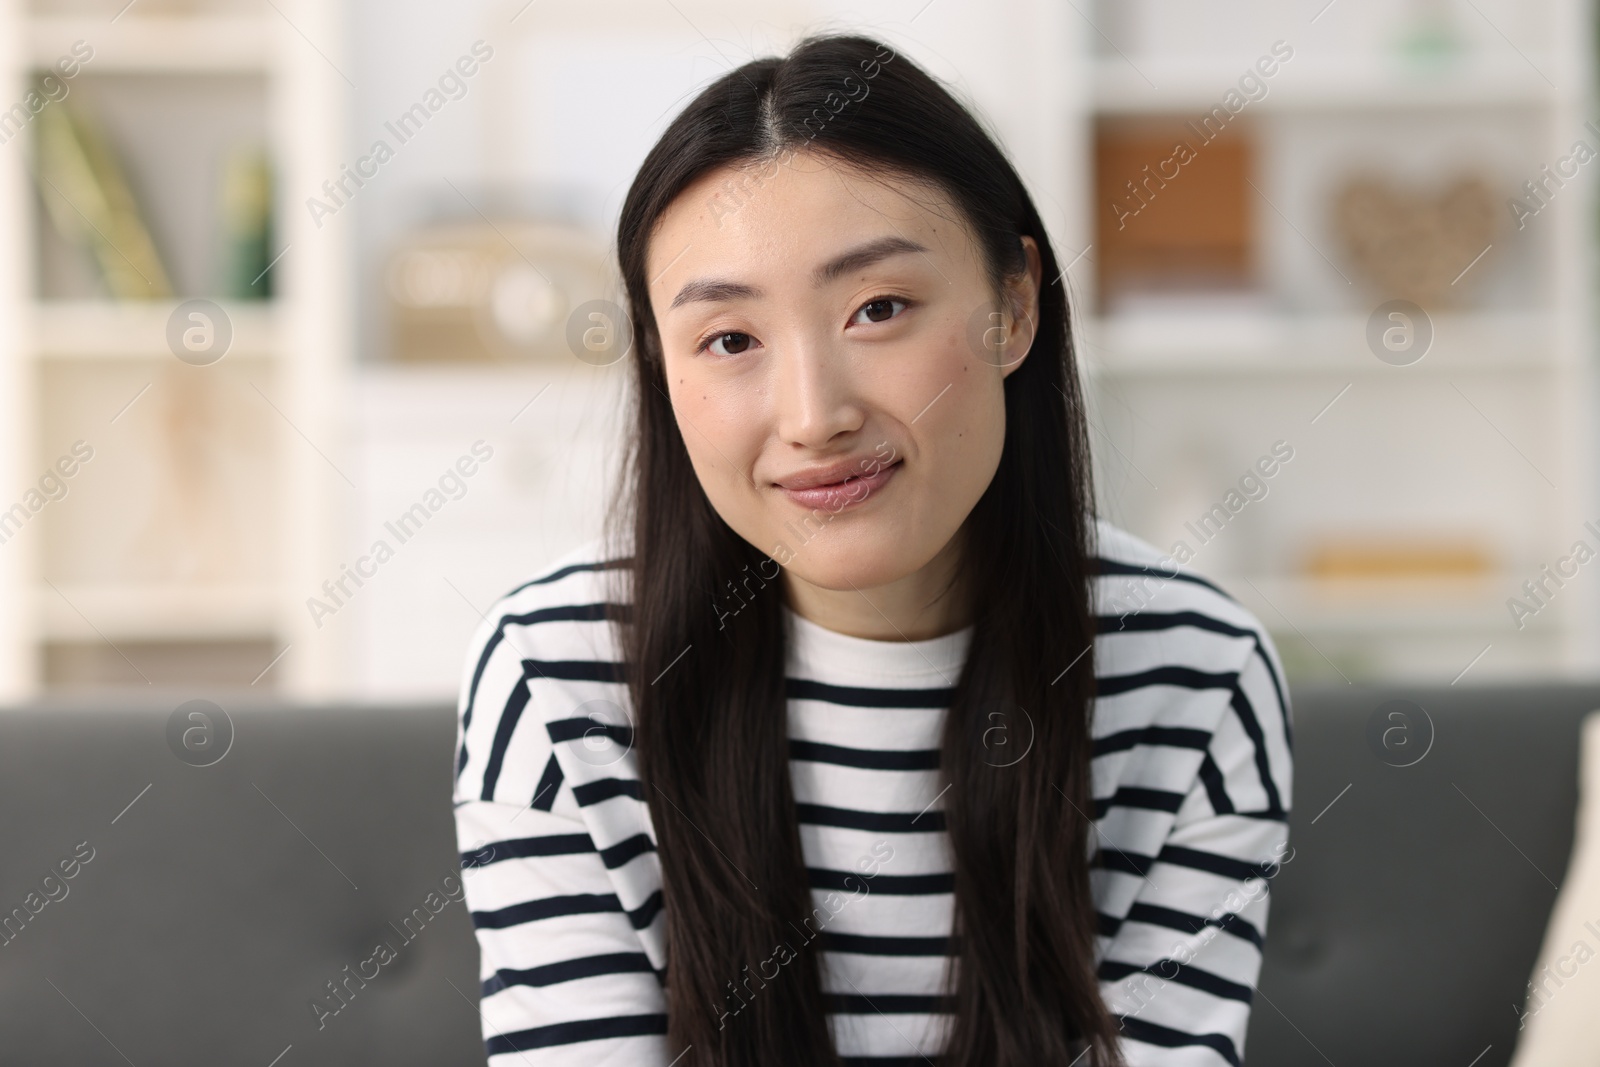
[1091,518,1258,631]
[1090,517,1284,682]
[1087,518,1292,762]
[452,536,633,805]
[484,535,633,622]
[460,537,627,703]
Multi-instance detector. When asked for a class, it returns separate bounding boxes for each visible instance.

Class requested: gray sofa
[0,698,484,1066]
[0,684,1593,1065]
[1247,683,1595,1066]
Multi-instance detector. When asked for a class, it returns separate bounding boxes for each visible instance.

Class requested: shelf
[1220,573,1523,636]
[0,1,1590,698]
[32,300,279,360]
[0,0,347,699]
[28,16,275,74]
[36,584,279,641]
[1091,54,1571,114]
[1079,310,1565,377]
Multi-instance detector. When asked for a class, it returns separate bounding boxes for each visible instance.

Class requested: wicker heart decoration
[1332,174,1499,309]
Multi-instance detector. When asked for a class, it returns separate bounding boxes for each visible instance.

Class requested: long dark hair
[605,32,1118,1067]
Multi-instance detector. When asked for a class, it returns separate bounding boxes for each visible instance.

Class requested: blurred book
[1302,537,1495,582]
[33,86,172,300]
[1094,116,1256,314]
[219,144,274,299]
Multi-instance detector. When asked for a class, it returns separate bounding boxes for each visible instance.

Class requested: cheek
[873,320,979,423]
[666,368,765,497]
[908,326,1003,452]
[911,351,1007,499]
[924,375,1005,479]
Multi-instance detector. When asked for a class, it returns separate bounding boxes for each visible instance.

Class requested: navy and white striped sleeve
[452,593,669,1066]
[1099,632,1294,1066]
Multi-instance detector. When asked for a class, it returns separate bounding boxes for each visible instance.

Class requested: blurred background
[0,0,1594,703]
[9,3,1600,1065]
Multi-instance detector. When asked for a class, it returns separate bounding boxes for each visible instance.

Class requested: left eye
[851,297,908,325]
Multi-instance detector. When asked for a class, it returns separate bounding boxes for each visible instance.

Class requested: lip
[775,457,902,512]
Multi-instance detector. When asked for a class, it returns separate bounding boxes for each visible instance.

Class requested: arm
[1098,640,1294,1067]
[454,606,670,1066]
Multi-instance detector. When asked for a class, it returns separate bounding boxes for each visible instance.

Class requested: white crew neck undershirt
[782,603,973,684]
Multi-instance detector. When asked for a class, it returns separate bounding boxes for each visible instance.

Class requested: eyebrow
[666,235,930,311]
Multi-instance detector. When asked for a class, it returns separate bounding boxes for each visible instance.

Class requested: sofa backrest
[0,698,485,1066]
[1247,683,1599,1067]
[3,684,1593,1066]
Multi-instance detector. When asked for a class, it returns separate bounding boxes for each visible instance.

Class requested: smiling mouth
[775,459,902,512]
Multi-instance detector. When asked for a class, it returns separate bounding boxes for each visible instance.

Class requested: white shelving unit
[1090,56,1567,113]
[1085,311,1563,375]
[0,0,351,699]
[4,0,1588,694]
[1069,0,1600,683]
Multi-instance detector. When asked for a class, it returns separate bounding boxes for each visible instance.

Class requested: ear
[999,235,1043,379]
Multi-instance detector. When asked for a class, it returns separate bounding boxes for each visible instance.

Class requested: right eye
[697,331,755,357]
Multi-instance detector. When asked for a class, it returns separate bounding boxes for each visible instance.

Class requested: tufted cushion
[1247,684,1598,1067]
[0,699,484,1066]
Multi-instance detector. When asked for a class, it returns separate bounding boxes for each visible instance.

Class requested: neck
[781,525,972,641]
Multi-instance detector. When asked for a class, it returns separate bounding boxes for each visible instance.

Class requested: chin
[773,523,932,591]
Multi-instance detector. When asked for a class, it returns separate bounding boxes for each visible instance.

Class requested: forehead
[645,151,975,304]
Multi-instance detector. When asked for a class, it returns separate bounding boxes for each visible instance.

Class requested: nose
[772,331,865,450]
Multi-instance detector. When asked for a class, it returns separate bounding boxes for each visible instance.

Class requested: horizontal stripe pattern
[453,520,1292,1066]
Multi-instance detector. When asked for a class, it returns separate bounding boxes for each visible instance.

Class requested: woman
[453,32,1292,1067]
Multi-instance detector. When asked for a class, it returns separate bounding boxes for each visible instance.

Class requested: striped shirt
[453,519,1293,1066]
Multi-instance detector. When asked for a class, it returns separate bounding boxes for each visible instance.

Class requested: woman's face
[644,149,1040,618]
